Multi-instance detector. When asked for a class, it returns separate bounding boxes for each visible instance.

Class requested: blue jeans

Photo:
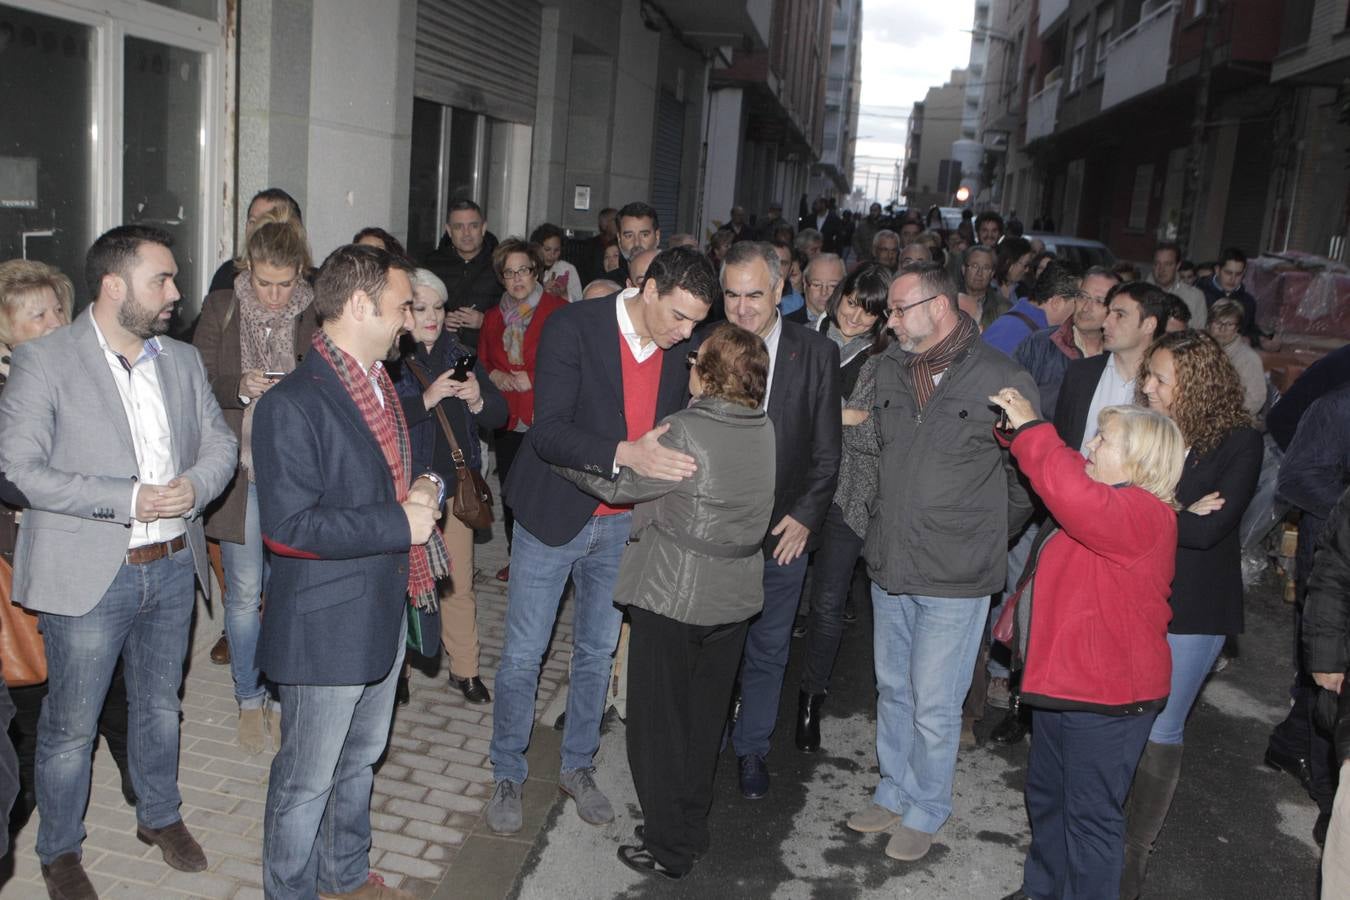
[733,553,809,758]
[1023,708,1156,900]
[489,514,628,784]
[262,615,405,898]
[220,481,268,708]
[36,547,196,864]
[871,585,989,834]
[1149,632,1225,745]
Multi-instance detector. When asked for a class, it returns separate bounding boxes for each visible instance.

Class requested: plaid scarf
[311,329,449,612]
[905,311,979,409]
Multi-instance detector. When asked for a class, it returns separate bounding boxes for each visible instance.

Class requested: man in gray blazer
[0,225,237,899]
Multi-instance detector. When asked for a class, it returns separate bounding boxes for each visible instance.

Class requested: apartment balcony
[1038,0,1069,37]
[1025,80,1060,142]
[1101,1,1179,109]
[659,0,770,50]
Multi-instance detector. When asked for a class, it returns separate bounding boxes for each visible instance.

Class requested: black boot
[795,691,825,752]
[1120,741,1184,900]
[991,693,1030,744]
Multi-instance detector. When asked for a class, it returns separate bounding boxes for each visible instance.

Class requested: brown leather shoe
[209,633,230,665]
[318,872,417,898]
[137,819,207,872]
[40,853,97,900]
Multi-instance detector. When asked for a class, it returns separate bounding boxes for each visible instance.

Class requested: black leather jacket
[1303,485,1350,761]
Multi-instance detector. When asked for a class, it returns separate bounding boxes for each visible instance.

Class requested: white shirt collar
[616,288,661,363]
[90,314,165,368]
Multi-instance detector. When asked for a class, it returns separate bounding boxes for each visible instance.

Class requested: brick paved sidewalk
[0,511,569,899]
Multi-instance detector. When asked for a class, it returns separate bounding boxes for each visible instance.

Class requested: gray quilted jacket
[555,397,776,625]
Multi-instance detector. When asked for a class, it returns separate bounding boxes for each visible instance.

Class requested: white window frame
[10,0,223,310]
[1094,7,1114,76]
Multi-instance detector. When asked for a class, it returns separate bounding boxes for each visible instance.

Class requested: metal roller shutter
[651,91,684,241]
[414,0,542,125]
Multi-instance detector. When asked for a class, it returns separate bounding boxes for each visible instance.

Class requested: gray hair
[795,228,823,254]
[805,253,845,282]
[963,245,996,266]
[872,229,899,253]
[720,240,782,289]
[410,268,449,303]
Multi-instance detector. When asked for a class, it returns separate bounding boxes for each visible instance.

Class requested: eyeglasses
[886,295,939,318]
[685,350,699,369]
[1209,320,1240,332]
[964,264,994,275]
[501,265,535,280]
[806,280,841,294]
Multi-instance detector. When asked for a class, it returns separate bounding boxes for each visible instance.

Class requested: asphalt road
[512,569,1323,899]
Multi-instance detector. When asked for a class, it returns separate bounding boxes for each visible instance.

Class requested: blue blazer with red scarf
[252,349,416,686]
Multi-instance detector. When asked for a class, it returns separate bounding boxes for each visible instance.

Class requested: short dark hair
[351,227,409,263]
[1179,259,1196,273]
[1082,265,1121,285]
[249,187,302,222]
[995,237,1033,282]
[312,244,414,325]
[693,321,769,409]
[646,246,720,308]
[904,261,959,317]
[529,222,564,246]
[1218,246,1247,268]
[617,201,659,230]
[85,224,174,302]
[1154,240,1182,262]
[1030,261,1082,306]
[447,198,484,222]
[1164,293,1191,325]
[1105,280,1170,339]
[826,262,893,350]
[491,238,544,279]
[974,211,1004,233]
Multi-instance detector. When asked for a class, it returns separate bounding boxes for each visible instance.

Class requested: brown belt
[125,534,187,565]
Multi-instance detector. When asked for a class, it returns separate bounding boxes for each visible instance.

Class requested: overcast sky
[853,0,976,205]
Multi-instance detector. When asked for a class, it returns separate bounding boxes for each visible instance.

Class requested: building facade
[808,0,861,202]
[902,69,968,211]
[3,0,831,319]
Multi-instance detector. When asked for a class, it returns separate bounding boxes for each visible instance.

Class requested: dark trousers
[627,606,748,874]
[800,504,864,695]
[494,429,526,552]
[732,553,809,758]
[1268,677,1338,812]
[8,662,133,833]
[1022,707,1156,900]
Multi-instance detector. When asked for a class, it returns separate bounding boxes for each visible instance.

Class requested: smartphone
[449,354,477,382]
[264,371,285,381]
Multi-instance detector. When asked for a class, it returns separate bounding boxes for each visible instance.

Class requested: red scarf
[904,311,979,409]
[311,330,449,611]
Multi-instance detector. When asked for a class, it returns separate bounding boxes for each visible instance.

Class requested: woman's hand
[239,369,273,400]
[842,408,870,427]
[510,371,532,392]
[1186,492,1226,516]
[422,369,459,410]
[1314,672,1345,694]
[444,372,483,410]
[488,370,515,392]
[988,387,1037,431]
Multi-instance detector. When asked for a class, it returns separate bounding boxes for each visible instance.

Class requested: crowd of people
[0,183,1345,900]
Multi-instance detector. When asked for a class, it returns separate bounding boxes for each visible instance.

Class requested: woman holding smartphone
[394,269,508,704]
[194,217,317,752]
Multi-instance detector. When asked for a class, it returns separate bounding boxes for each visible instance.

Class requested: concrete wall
[236,0,416,262]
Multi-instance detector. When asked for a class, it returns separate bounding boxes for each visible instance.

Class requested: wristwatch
[417,471,448,508]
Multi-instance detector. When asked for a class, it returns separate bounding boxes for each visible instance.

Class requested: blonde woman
[988,394,1185,900]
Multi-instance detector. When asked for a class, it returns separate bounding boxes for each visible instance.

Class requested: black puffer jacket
[422,241,501,351]
[1302,484,1350,761]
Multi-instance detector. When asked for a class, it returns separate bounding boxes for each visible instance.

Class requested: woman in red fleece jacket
[989,391,1185,900]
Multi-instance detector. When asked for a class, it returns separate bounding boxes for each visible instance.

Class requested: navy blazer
[252,350,415,686]
[760,318,841,556]
[1052,353,1111,450]
[504,295,694,546]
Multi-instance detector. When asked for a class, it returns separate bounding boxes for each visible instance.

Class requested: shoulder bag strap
[402,357,470,474]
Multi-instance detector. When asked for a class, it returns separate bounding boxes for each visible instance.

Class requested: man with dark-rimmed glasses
[847,261,1038,863]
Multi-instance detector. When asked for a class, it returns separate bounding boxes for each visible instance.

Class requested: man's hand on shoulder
[615,423,696,482]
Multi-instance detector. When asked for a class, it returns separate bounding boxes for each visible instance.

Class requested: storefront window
[123,35,203,320]
[0,5,94,304]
